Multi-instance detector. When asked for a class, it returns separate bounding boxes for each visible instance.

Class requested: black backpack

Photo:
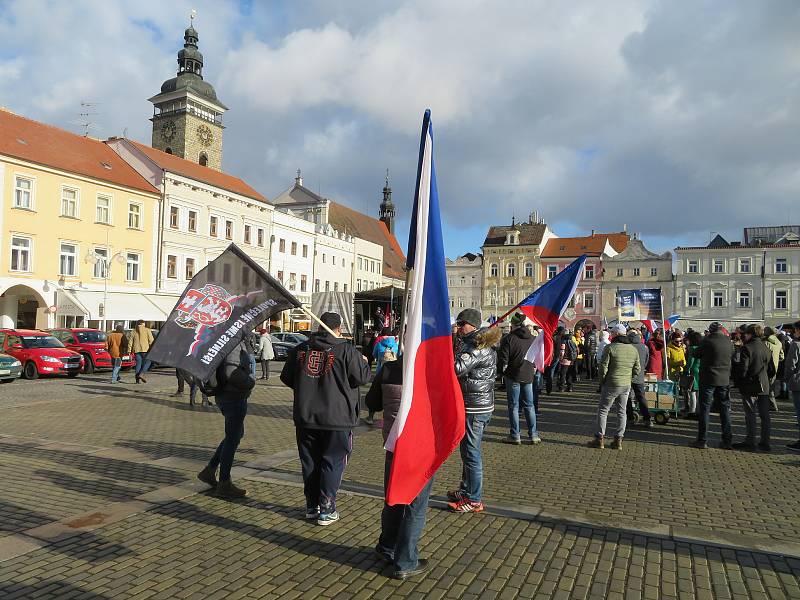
[199,361,228,397]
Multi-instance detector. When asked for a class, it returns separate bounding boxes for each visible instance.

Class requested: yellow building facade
[0,109,161,329]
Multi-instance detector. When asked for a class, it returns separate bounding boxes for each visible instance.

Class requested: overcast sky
[1,0,798,258]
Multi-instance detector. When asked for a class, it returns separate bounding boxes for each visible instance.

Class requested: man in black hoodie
[281,312,370,526]
[497,312,541,445]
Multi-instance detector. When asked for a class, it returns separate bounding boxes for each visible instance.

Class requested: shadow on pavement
[0,580,113,600]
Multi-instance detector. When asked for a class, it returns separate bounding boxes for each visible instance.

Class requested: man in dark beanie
[497,312,541,445]
[281,312,370,525]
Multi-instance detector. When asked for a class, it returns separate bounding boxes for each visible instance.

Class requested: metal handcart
[631,379,680,425]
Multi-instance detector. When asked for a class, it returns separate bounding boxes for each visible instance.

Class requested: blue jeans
[459,412,492,502]
[248,354,256,377]
[135,352,151,377]
[110,358,122,382]
[378,452,434,572]
[697,384,732,444]
[506,378,538,439]
[207,395,247,482]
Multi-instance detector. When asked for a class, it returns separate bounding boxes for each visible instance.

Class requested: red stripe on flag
[386,335,464,505]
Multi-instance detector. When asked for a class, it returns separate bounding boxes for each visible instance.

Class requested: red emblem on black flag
[175,284,234,329]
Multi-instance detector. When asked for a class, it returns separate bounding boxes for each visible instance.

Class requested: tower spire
[379,169,395,235]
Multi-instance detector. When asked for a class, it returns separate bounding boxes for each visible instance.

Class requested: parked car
[0,352,22,383]
[49,328,135,374]
[271,332,309,346]
[0,329,84,379]
[269,334,295,361]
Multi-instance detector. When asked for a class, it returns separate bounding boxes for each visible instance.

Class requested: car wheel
[24,362,39,380]
[82,354,95,374]
[67,371,79,378]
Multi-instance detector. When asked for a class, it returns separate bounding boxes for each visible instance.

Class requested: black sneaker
[757,442,771,453]
[718,441,733,450]
[786,441,800,451]
[689,440,707,450]
[392,558,429,581]
[732,441,756,451]
[375,545,394,563]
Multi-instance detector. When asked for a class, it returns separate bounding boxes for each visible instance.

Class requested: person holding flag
[379,110,465,577]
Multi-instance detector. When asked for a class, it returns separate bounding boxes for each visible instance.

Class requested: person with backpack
[280,312,371,526]
[733,324,773,452]
[497,312,541,445]
[106,324,127,384]
[557,330,578,392]
[197,339,257,498]
[373,328,399,374]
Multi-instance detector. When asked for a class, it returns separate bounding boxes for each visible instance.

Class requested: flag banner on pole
[643,314,680,334]
[518,255,587,372]
[147,243,300,381]
[385,110,465,506]
[616,288,663,322]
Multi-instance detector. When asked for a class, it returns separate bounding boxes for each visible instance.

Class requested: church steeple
[177,19,203,78]
[379,169,395,235]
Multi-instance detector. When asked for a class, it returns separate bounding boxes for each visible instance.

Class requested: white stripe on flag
[523,333,546,372]
[384,128,432,452]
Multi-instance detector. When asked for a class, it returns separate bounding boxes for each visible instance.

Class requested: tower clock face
[196,124,214,147]
[161,120,176,142]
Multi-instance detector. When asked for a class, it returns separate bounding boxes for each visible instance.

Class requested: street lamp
[85,247,126,330]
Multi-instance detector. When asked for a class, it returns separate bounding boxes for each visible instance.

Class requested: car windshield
[270,335,281,343]
[21,336,64,349]
[75,331,106,343]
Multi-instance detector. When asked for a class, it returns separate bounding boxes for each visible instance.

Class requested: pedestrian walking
[733,324,773,452]
[447,308,501,513]
[130,319,154,384]
[690,322,734,450]
[174,368,209,405]
[106,324,127,383]
[497,312,541,445]
[172,368,191,396]
[197,340,256,497]
[589,324,640,450]
[784,321,800,451]
[257,328,274,380]
[626,329,652,428]
[763,327,783,411]
[280,312,370,526]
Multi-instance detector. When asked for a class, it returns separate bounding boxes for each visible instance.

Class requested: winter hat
[708,321,721,333]
[511,312,527,327]
[320,312,342,330]
[612,323,627,337]
[456,308,482,328]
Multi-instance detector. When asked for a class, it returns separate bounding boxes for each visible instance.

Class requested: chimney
[623,223,627,233]
[295,169,303,187]
[591,229,595,237]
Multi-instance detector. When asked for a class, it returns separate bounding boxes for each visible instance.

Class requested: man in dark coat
[281,312,371,525]
[497,313,541,445]
[691,322,734,449]
[733,324,772,451]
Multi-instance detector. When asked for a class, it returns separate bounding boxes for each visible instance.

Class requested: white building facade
[314,224,355,294]
[355,237,384,292]
[446,253,483,314]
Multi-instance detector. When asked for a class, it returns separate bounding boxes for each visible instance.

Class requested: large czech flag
[384,110,465,506]
[519,255,587,372]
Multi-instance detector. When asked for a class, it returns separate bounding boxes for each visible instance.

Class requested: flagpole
[660,288,669,381]
[398,267,412,351]
[299,306,339,338]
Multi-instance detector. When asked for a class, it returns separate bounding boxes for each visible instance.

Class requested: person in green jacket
[589,324,640,450]
[684,331,702,419]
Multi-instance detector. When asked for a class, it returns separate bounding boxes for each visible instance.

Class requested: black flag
[147,243,300,381]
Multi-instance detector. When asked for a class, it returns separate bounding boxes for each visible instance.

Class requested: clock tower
[149,19,226,170]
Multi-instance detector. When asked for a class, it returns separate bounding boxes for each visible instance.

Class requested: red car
[49,328,135,374]
[0,329,84,379]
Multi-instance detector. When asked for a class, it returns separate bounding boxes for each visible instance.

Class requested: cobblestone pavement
[0,370,799,598]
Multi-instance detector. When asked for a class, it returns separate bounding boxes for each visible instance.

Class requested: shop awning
[143,294,181,319]
[56,290,180,322]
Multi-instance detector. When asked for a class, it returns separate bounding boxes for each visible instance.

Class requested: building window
[322,253,326,264]
[257,228,264,247]
[301,275,307,292]
[616,268,623,277]
[128,203,142,229]
[188,210,197,232]
[279,238,286,252]
[713,259,725,274]
[185,258,195,280]
[633,267,640,277]
[712,290,724,308]
[126,252,141,281]
[199,152,208,167]
[14,176,33,209]
[210,216,218,237]
[687,291,699,308]
[167,255,177,279]
[315,279,320,293]
[244,225,251,244]
[490,263,499,277]
[524,262,533,277]
[10,236,31,272]
[650,267,658,277]
[291,241,297,256]
[169,206,180,229]
[342,257,346,267]
[334,282,339,292]
[59,242,77,276]
[93,247,108,279]
[277,270,284,283]
[547,265,557,280]
[303,244,308,258]
[61,187,78,218]
[225,220,233,240]
[687,260,699,274]
[357,279,362,291]
[472,276,477,286]
[585,265,595,279]
[325,281,330,292]
[507,292,515,305]
[96,195,112,224]
[289,273,297,291]
[739,258,751,273]
[737,290,751,309]
[775,258,788,273]
[358,257,363,270]
[344,283,348,292]
[584,293,595,310]
[775,290,788,310]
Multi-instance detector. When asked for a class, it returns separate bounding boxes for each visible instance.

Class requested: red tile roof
[328,202,406,279]
[0,109,158,194]
[129,140,267,203]
[541,233,629,258]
